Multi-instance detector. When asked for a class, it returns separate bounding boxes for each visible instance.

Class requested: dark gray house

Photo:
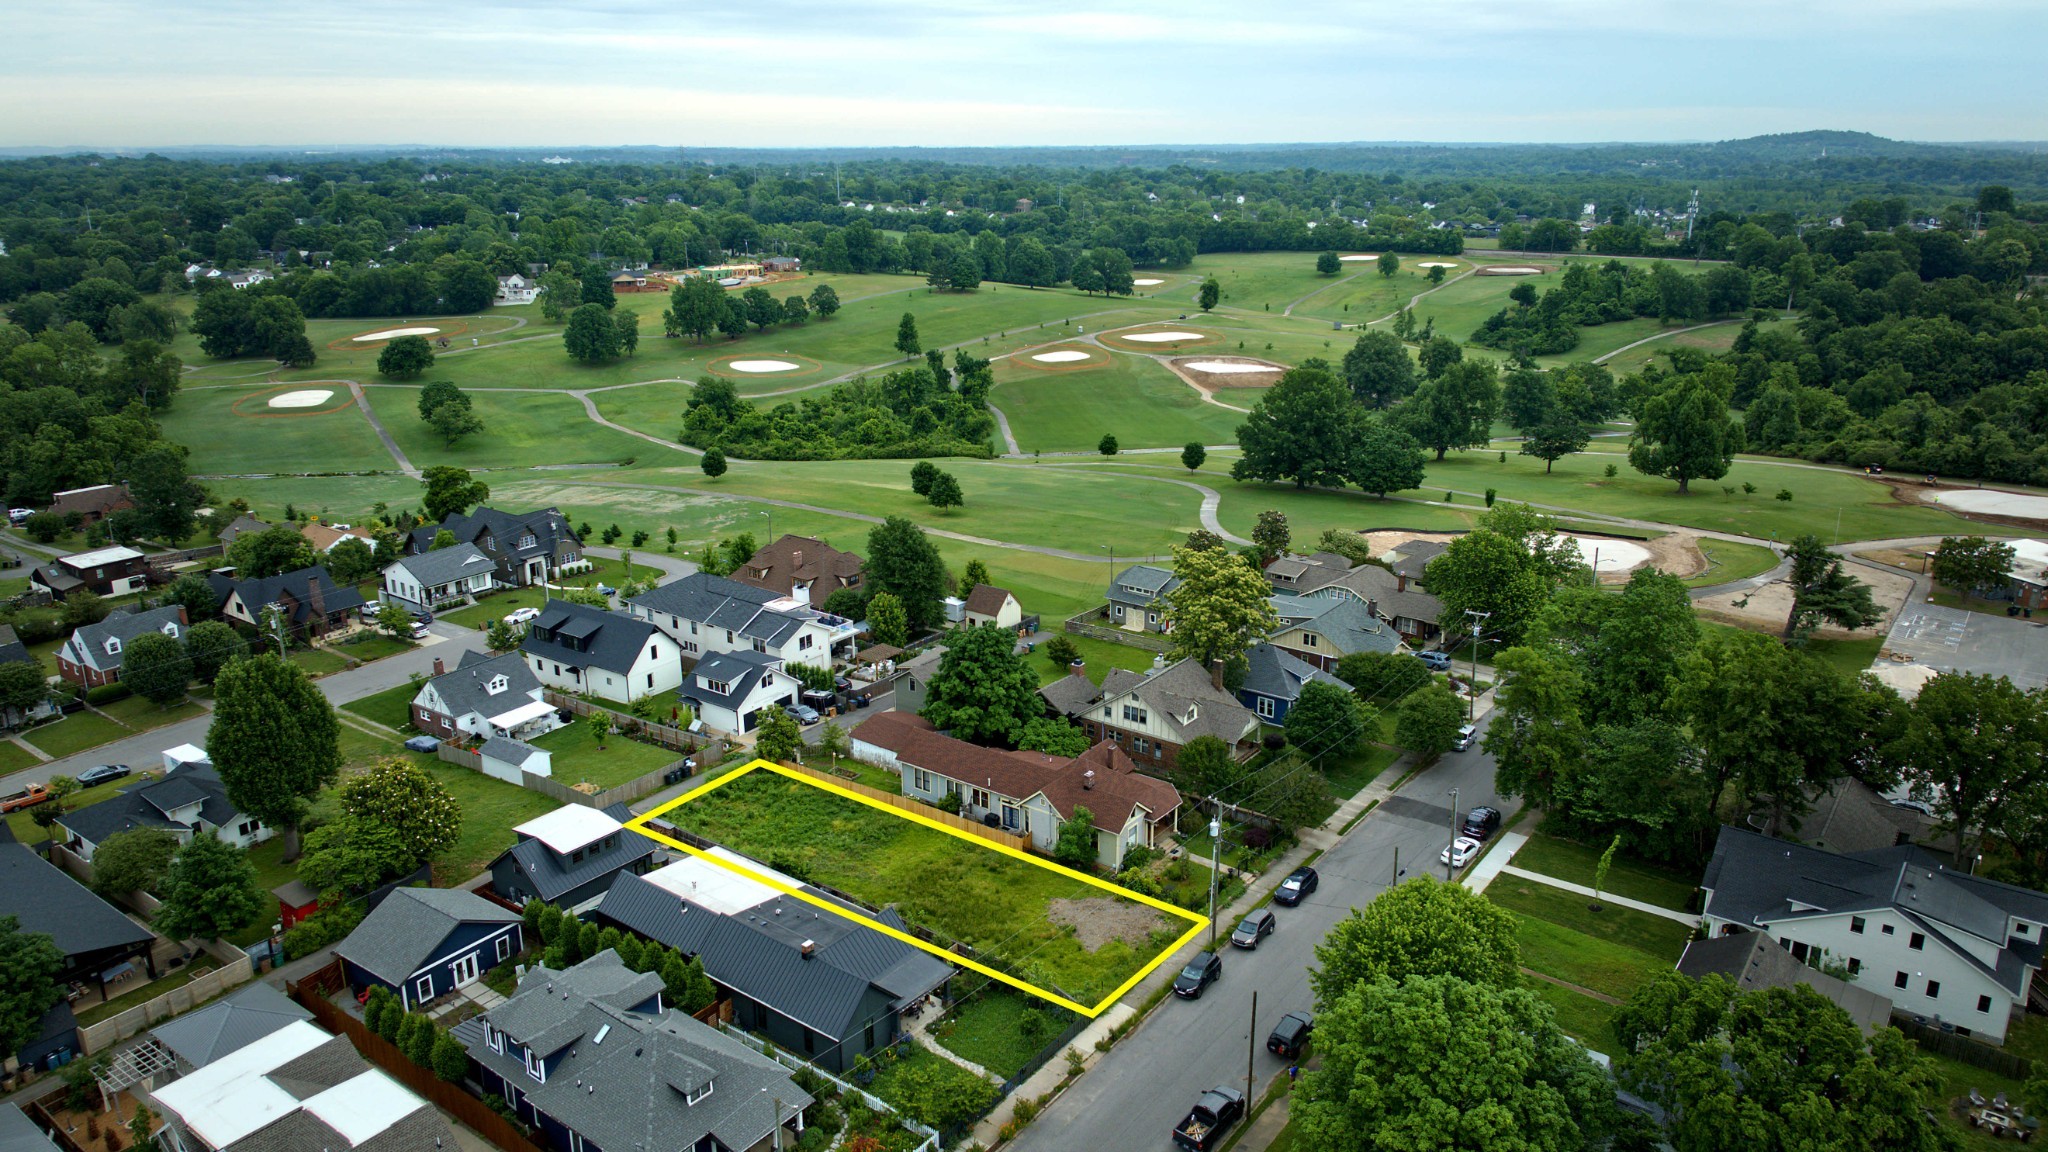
[488,803,660,912]
[596,853,953,1073]
[455,950,811,1152]
[333,887,524,1010]
[409,506,584,588]
[0,829,155,1069]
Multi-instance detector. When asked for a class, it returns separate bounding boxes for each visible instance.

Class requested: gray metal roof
[520,599,662,676]
[389,541,495,589]
[422,650,544,725]
[1239,642,1345,703]
[333,887,520,984]
[682,650,783,709]
[479,736,544,767]
[0,842,153,960]
[628,572,810,646]
[492,803,659,903]
[149,981,314,1069]
[1106,564,1178,608]
[0,1104,56,1152]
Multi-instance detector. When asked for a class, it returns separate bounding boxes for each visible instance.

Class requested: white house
[626,572,859,666]
[495,273,540,305]
[56,759,271,862]
[519,599,679,705]
[380,542,497,612]
[676,650,801,735]
[409,651,559,742]
[962,584,1023,630]
[1701,826,2048,1043]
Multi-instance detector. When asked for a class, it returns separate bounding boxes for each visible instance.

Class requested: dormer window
[685,1080,713,1106]
[486,674,509,695]
[162,623,179,637]
[525,1046,546,1082]
[519,534,536,549]
[104,637,122,655]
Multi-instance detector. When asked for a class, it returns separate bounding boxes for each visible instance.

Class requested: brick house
[217,565,366,639]
[56,605,187,688]
[30,546,153,598]
[46,484,133,524]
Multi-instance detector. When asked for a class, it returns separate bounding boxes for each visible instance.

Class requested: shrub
[84,681,133,705]
[283,901,365,960]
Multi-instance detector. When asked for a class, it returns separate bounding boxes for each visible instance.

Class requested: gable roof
[225,565,366,625]
[1240,641,1345,703]
[0,841,154,961]
[149,981,315,1069]
[0,624,29,667]
[733,534,863,608]
[628,572,815,647]
[216,514,272,544]
[963,584,1017,618]
[494,804,658,903]
[1269,593,1404,656]
[409,506,580,559]
[1301,561,1443,627]
[1677,933,1892,1032]
[479,736,546,768]
[1038,671,1103,717]
[464,950,811,1152]
[333,887,519,984]
[1094,657,1262,746]
[61,605,186,673]
[48,484,131,518]
[389,542,495,589]
[1107,564,1178,608]
[0,1105,57,1152]
[682,650,787,710]
[1386,539,1448,580]
[521,599,662,676]
[299,523,375,552]
[420,650,543,724]
[57,761,242,847]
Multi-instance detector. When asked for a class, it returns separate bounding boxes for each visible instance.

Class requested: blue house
[333,888,523,1009]
[1237,641,1348,723]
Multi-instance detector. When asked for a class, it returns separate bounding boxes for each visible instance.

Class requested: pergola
[92,1037,181,1114]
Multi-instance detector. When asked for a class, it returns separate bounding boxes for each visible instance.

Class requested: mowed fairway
[361,386,650,468]
[163,384,397,474]
[992,353,1243,453]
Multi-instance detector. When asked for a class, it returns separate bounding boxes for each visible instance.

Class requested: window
[685,1081,713,1106]
[647,673,654,688]
[1304,633,1319,648]
[486,675,508,695]
[1910,932,1925,951]
[1113,605,1125,620]
[913,768,932,792]
[1255,696,1275,719]
[1882,924,1896,935]
[497,935,514,961]
[519,534,536,549]
[1847,958,1861,974]
[417,975,435,1002]
[525,1046,546,1082]
[1894,972,1909,989]
[802,1030,814,1054]
[683,641,698,654]
[1147,612,1158,625]
[1850,916,1865,934]
[799,635,813,650]
[971,788,990,809]
[105,637,122,655]
[1980,995,1994,1013]
[690,621,699,634]
[1121,704,1149,724]
[488,1026,503,1053]
[754,639,768,653]
[238,821,256,836]
[1926,980,1940,998]
[1002,804,1019,830]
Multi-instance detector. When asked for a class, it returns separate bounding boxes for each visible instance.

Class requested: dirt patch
[1635,530,1708,581]
[1854,547,1926,570]
[1360,529,1461,556]
[1693,562,1914,638]
[1048,896,1168,952]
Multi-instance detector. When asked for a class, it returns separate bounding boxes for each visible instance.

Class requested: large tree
[1294,974,1617,1152]
[1394,683,1465,760]
[208,654,341,858]
[1483,645,1590,813]
[1612,972,1952,1152]
[420,465,489,523]
[1782,534,1882,640]
[339,758,461,866]
[664,277,727,342]
[376,335,435,380]
[1930,536,2018,600]
[89,828,181,898]
[1423,528,1555,647]
[1399,358,1499,460]
[153,834,263,941]
[225,523,315,580]
[1520,415,1591,472]
[1232,362,1360,489]
[919,624,1044,745]
[1626,364,1741,493]
[1338,330,1416,409]
[564,302,621,362]
[0,916,63,1060]
[894,312,921,356]
[1284,680,1366,762]
[1162,544,1279,672]
[864,516,948,631]
[297,815,415,895]
[1346,417,1427,498]
[126,443,205,543]
[183,620,246,684]
[1311,877,1521,1007]
[120,630,190,707]
[1895,671,2048,867]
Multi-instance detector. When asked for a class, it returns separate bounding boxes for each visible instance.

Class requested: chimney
[800,939,815,959]
[1210,658,1225,692]
[433,657,446,676]
[1366,598,1379,619]
[792,549,802,568]
[1083,769,1095,791]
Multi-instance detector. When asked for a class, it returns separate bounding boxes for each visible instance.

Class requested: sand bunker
[1031,350,1094,363]
[351,326,439,342]
[267,389,336,409]
[1339,254,1381,262]
[1416,262,1461,269]
[1480,266,1544,275]
[1932,489,2048,519]
[1185,361,1281,375]
[1133,278,1165,286]
[727,359,801,373]
[1562,534,1652,573]
[1869,662,1940,699]
[1122,331,1205,343]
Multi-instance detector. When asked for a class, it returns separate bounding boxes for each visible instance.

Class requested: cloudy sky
[6,0,2044,147]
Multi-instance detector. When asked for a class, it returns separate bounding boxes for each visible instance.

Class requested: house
[1700,826,2048,1042]
[731,534,864,611]
[626,572,861,666]
[850,711,1182,868]
[1268,592,1405,672]
[56,758,272,861]
[47,484,132,524]
[488,804,659,911]
[1791,778,1935,855]
[0,624,55,728]
[298,522,376,554]
[521,599,679,704]
[213,514,271,546]
[379,542,496,612]
[334,887,524,1009]
[1676,933,1891,1033]
[407,506,583,588]
[410,650,560,742]
[455,950,812,1152]
[146,981,315,1072]
[609,269,651,291]
[149,1020,456,1152]
[218,565,365,639]
[55,605,187,689]
[30,546,153,598]
[678,650,802,735]
[0,624,31,669]
[890,645,946,715]
[1264,550,1444,644]
[1105,564,1179,633]
[0,835,156,999]
[0,1104,58,1152]
[761,256,801,274]
[1238,641,1347,723]
[495,272,540,305]
[962,584,1023,630]
[1044,656,1261,769]
[596,851,954,1074]
[1385,539,1448,586]
[479,736,552,783]
[223,269,272,290]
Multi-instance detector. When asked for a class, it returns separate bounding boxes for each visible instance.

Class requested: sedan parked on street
[1441,836,1483,869]
[77,764,131,787]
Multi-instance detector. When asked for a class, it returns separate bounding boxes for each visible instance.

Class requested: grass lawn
[329,632,417,664]
[1686,539,1782,587]
[1526,977,1618,1050]
[76,958,221,1025]
[1028,631,1162,687]
[157,382,399,476]
[0,741,39,775]
[529,719,678,790]
[289,647,354,678]
[1508,911,1673,1000]
[95,695,207,731]
[3,773,148,842]
[1925,1051,2033,1152]
[20,710,132,758]
[1486,875,1694,961]
[362,386,649,468]
[442,588,549,630]
[667,769,1182,1007]
[341,681,423,732]
[1317,742,1399,800]
[812,752,903,794]
[930,987,1074,1079]
[337,724,555,882]
[1800,635,1885,676]
[226,836,302,946]
[991,353,1244,454]
[1509,833,1699,911]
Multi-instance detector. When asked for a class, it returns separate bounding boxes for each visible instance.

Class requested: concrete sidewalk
[1491,866,1698,925]
[1462,830,1527,894]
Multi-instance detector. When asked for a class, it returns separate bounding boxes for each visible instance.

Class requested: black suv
[1461,806,1502,840]
[1266,1011,1314,1059]
[1273,866,1318,906]
[1173,952,1223,999]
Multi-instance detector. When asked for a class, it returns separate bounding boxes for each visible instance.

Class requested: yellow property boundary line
[624,759,1208,1017]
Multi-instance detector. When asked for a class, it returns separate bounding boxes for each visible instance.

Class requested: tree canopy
[208,654,341,856]
[919,623,1045,746]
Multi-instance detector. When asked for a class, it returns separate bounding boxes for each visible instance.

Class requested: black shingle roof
[491,803,659,903]
[58,763,243,846]
[627,572,808,646]
[520,599,660,677]
[423,650,545,724]
[0,842,153,961]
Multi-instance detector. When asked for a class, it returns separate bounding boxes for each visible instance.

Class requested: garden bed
[929,987,1076,1080]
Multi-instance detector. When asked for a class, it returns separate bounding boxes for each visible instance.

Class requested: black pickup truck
[1172,1086,1246,1151]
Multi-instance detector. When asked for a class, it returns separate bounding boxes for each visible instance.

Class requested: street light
[1445,786,1460,881]
[1463,609,1491,721]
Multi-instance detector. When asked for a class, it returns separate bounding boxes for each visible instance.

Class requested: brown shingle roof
[48,484,132,520]
[963,584,1015,618]
[734,534,864,609]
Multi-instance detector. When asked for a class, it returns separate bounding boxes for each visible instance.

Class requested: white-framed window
[1113,605,1125,619]
[105,638,122,655]
[569,1133,583,1152]
[415,975,434,1003]
[1256,696,1275,719]
[525,1046,546,1082]
[971,788,990,809]
[486,675,508,694]
[912,768,932,792]
[1147,612,1157,625]
[685,1081,713,1106]
[488,1025,504,1053]
[1304,634,1319,647]
[496,935,514,961]
[1122,704,1148,724]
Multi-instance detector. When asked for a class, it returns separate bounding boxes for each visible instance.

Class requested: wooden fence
[287,963,547,1152]
[77,959,254,1054]
[438,730,711,809]
[785,762,1030,852]
[545,691,706,752]
[1063,606,1172,652]
[1892,1013,2034,1081]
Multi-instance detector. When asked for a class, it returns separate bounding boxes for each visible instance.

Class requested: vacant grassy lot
[341,681,422,731]
[289,647,353,678]
[95,695,207,732]
[1487,875,1692,960]
[1509,911,1673,1000]
[1510,833,1699,911]
[530,719,677,790]
[667,769,1183,1007]
[1526,977,1618,1050]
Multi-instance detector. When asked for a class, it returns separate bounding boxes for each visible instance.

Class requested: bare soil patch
[1048,896,1168,952]
[1360,529,1461,555]
[1636,530,1708,581]
[1694,563,1913,637]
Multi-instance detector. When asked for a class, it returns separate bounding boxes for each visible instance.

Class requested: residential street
[1007,735,1506,1152]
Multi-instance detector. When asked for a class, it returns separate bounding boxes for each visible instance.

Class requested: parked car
[833,675,853,693]
[1461,805,1502,840]
[1173,1087,1246,1152]
[411,609,434,625]
[6,508,32,525]
[1273,866,1318,907]
[1452,723,1476,752]
[799,689,837,712]
[0,783,52,813]
[403,735,440,753]
[503,607,541,625]
[1172,952,1223,999]
[597,584,618,596]
[1416,650,1452,671]
[1230,910,1277,950]
[1441,836,1483,869]
[76,764,131,787]
[409,622,432,640]
[1266,1011,1314,1059]
[783,702,821,725]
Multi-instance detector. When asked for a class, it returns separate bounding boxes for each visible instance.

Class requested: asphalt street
[1009,737,1506,1152]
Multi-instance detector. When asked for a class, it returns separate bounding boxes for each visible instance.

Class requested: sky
[5,0,2045,148]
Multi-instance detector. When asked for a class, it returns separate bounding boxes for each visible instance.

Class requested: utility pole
[1246,989,1258,1099]
[1446,787,1460,881]
[1207,811,1222,946]
[1463,609,1490,721]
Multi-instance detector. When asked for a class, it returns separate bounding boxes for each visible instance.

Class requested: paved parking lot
[1885,603,2048,691]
